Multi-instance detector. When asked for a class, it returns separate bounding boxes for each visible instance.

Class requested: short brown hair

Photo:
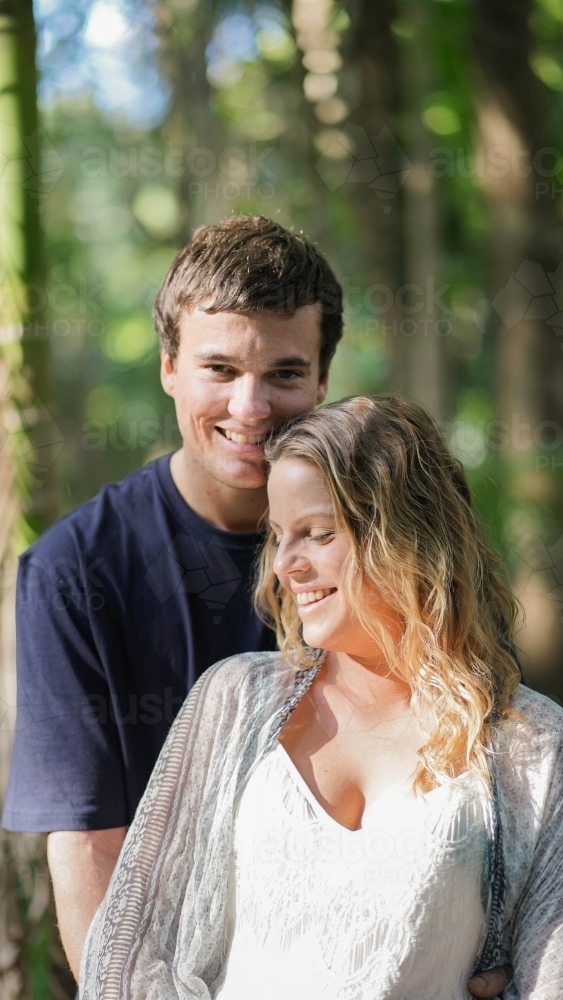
[152,215,343,378]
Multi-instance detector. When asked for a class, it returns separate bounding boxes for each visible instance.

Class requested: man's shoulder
[21,458,167,567]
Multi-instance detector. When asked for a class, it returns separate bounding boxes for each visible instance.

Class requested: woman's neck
[323,651,412,725]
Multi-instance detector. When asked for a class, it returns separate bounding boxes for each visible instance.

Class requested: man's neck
[169,449,268,533]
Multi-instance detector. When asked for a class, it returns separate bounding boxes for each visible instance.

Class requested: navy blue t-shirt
[2,454,276,832]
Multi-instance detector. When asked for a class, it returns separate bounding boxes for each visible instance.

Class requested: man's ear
[160,350,176,397]
[316,371,329,405]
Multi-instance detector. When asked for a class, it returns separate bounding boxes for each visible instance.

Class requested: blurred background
[1,0,563,994]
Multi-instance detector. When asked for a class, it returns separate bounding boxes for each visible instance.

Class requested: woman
[80,395,563,999]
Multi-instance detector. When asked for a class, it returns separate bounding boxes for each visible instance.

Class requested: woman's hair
[254,394,521,791]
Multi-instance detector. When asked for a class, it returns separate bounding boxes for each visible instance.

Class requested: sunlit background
[31,0,563,692]
[1,0,563,993]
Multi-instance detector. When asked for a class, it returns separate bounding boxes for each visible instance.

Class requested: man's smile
[219,428,269,445]
[215,426,270,453]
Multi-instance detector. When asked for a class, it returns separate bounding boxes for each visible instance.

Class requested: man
[2,216,508,998]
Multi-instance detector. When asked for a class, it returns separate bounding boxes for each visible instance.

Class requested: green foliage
[9,0,563,987]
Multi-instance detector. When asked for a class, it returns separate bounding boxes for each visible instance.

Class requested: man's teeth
[296,589,334,606]
[223,429,267,444]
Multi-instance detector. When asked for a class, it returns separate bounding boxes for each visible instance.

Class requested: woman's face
[267,457,402,663]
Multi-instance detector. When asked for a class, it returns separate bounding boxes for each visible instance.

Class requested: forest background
[1,0,563,995]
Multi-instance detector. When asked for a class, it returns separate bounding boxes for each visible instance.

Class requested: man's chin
[210,461,268,492]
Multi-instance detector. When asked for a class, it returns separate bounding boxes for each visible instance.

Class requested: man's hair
[152,215,343,378]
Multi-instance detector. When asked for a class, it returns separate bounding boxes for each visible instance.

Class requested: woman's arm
[79,651,288,1000]
[79,659,234,1000]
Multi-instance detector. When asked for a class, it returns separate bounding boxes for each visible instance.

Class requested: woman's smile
[294,588,337,608]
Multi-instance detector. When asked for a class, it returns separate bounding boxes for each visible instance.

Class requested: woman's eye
[311,531,334,543]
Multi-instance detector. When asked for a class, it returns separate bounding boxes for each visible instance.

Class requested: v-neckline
[274,740,476,835]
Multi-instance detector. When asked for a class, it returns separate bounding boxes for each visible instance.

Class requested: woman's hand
[468,965,513,997]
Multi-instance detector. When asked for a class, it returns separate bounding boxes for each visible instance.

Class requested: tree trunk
[398,0,446,418]
[345,0,408,401]
[0,2,72,997]
[475,0,563,454]
[474,0,563,697]
[157,0,228,237]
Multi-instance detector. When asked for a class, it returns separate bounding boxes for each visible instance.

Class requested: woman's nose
[273,539,310,578]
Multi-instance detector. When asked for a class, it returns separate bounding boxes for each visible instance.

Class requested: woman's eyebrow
[268,510,335,528]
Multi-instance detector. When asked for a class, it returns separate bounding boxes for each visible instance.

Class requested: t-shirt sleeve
[2,537,128,832]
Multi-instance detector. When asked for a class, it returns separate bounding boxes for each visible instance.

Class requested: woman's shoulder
[511,684,563,741]
[168,651,297,746]
[193,649,299,707]
[205,649,291,685]
[497,684,563,781]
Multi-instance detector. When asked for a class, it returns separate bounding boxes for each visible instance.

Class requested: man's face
[161,304,328,491]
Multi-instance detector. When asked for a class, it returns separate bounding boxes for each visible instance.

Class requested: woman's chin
[302,623,337,651]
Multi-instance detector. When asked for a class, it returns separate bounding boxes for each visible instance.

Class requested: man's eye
[207,365,233,374]
[273,370,301,381]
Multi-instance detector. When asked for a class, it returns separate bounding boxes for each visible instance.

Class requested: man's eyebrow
[271,356,312,370]
[193,351,312,369]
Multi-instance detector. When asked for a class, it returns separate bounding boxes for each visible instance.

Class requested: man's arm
[468,966,513,998]
[47,827,127,980]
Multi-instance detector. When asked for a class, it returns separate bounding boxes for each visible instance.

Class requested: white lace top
[216,742,487,1000]
[80,654,563,1000]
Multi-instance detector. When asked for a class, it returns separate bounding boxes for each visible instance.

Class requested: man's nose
[228,375,271,423]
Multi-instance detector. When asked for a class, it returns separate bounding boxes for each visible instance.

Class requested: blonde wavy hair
[254,395,521,791]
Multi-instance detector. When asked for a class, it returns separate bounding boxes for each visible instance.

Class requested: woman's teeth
[296,589,334,606]
[223,429,267,444]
